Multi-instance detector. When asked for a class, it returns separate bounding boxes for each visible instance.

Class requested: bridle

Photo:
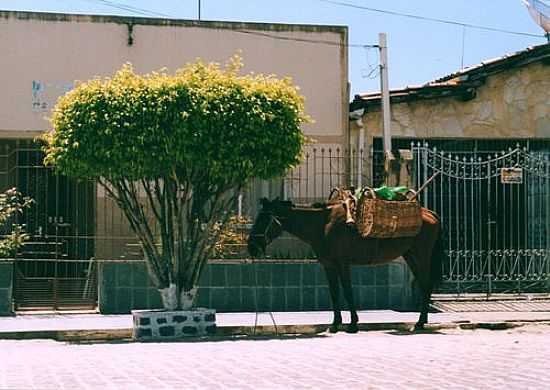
[251,211,284,245]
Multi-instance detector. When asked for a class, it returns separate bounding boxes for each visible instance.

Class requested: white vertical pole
[357,123,364,188]
[379,33,392,157]
[237,193,243,218]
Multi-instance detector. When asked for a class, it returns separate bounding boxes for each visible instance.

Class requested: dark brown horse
[247,198,444,333]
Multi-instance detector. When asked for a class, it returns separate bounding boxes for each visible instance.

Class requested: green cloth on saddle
[374,186,409,201]
[354,186,410,201]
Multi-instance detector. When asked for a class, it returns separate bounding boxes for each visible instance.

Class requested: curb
[1,320,550,341]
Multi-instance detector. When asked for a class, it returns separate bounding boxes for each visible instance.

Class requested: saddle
[328,186,422,239]
[328,187,358,225]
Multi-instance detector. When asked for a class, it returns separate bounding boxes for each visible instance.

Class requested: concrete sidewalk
[1,309,550,341]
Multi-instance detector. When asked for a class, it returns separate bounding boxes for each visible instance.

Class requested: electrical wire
[80,0,377,49]
[361,45,379,79]
[234,29,377,49]
[319,0,547,38]
[80,0,172,18]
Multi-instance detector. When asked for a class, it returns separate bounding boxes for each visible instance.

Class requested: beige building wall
[0,11,348,260]
[0,11,348,144]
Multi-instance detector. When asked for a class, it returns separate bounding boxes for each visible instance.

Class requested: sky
[1,0,548,98]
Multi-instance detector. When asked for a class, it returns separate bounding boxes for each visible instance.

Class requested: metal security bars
[4,137,548,308]
[0,140,97,311]
[1,141,367,309]
[236,146,365,218]
[232,146,366,259]
[412,142,550,295]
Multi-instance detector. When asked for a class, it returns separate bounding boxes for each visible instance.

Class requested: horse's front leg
[323,264,342,333]
[339,263,359,333]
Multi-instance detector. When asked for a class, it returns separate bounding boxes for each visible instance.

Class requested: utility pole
[379,33,393,184]
[198,0,201,21]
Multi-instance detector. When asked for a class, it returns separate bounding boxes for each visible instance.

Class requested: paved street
[1,325,549,390]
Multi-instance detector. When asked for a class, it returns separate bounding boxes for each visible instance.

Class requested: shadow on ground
[385,328,447,336]
[66,332,330,345]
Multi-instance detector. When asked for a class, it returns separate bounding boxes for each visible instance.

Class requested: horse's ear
[260,197,269,208]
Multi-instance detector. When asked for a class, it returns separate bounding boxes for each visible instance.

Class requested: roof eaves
[351,43,550,111]
[434,43,550,83]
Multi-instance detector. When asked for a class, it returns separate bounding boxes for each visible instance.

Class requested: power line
[80,0,375,49]
[81,0,172,18]
[361,46,379,79]
[319,0,547,38]
[234,29,377,49]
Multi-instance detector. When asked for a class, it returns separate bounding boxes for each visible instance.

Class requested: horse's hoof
[345,324,359,334]
[328,325,340,333]
[414,323,425,331]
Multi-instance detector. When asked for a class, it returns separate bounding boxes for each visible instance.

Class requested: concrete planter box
[132,308,216,341]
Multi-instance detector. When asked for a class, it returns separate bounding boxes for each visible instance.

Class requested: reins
[249,212,284,243]
[249,211,281,335]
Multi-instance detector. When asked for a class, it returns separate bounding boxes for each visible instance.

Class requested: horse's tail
[430,218,446,287]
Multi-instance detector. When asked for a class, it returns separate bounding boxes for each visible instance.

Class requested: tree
[43,57,308,310]
[0,188,32,259]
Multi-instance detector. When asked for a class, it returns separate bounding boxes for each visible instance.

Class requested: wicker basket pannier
[356,188,422,239]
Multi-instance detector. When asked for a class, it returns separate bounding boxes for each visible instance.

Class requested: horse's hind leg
[403,253,432,330]
[403,211,443,330]
[323,264,342,333]
[338,263,359,333]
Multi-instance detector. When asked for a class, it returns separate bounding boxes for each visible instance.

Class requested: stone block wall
[357,62,550,140]
[98,260,417,314]
[132,308,216,340]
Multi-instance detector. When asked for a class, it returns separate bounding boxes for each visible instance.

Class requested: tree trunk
[159,284,198,310]
[180,287,198,310]
[159,283,178,310]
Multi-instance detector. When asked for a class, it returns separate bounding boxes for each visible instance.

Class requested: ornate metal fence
[412,143,550,295]
[234,146,366,259]
[239,146,366,216]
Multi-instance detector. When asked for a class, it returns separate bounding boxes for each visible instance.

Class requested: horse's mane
[269,198,340,211]
[294,200,342,210]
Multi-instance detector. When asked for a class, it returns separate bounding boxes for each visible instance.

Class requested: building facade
[350,43,550,184]
[350,43,550,297]
[0,10,413,315]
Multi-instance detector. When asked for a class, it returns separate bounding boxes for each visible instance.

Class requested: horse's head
[247,198,292,257]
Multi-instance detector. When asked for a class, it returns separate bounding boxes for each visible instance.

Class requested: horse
[247,198,444,333]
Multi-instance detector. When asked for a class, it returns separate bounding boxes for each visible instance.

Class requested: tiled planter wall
[0,261,14,316]
[98,260,418,314]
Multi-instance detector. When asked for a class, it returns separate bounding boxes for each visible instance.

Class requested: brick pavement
[2,310,550,333]
[1,324,549,389]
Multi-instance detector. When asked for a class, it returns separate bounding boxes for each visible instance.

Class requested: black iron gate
[1,140,97,311]
[412,142,550,295]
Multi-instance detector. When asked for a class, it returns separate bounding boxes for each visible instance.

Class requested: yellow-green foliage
[0,188,32,258]
[212,215,251,259]
[44,56,309,187]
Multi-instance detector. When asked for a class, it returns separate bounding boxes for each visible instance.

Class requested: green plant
[44,56,308,309]
[0,188,33,258]
[212,215,251,259]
